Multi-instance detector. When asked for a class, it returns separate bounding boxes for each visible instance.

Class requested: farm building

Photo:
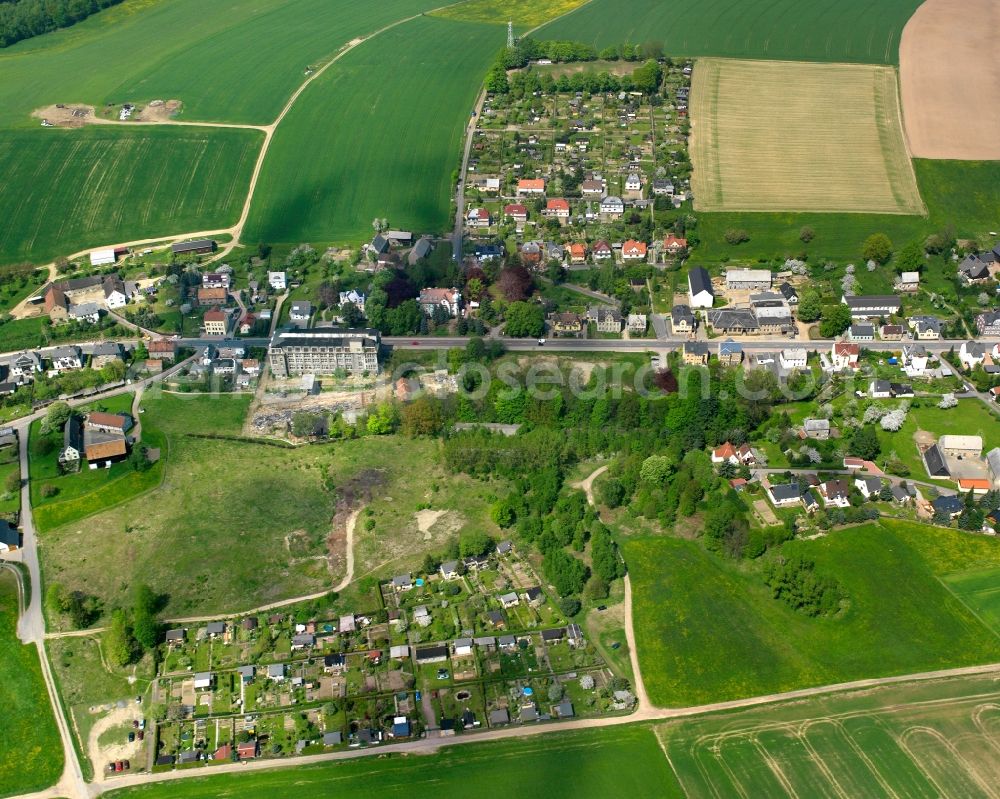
[171,239,217,256]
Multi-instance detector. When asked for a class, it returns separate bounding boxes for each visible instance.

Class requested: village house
[50,345,83,372]
[548,312,584,337]
[268,271,287,291]
[544,198,570,220]
[958,253,992,284]
[819,479,851,508]
[203,309,228,336]
[599,195,624,218]
[671,304,696,335]
[568,242,587,264]
[626,314,647,335]
[503,203,528,223]
[592,240,612,260]
[201,272,230,289]
[849,323,875,342]
[895,272,920,292]
[779,348,808,370]
[960,340,987,369]
[717,338,743,366]
[418,288,461,317]
[197,286,227,306]
[289,301,312,324]
[148,338,176,362]
[90,342,124,368]
[976,310,1000,337]
[621,240,647,261]
[707,308,759,336]
[517,178,546,196]
[869,379,892,399]
[587,306,622,334]
[902,344,929,376]
[802,418,831,439]
[682,340,709,365]
[466,207,491,228]
[712,442,755,466]
[663,235,687,256]
[581,179,605,197]
[939,435,982,459]
[767,482,802,507]
[830,341,860,371]
[880,324,904,340]
[909,315,942,340]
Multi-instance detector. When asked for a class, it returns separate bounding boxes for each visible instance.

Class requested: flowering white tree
[866,260,877,271]
[863,404,886,424]
[938,393,958,409]
[978,292,991,306]
[845,263,856,275]
[880,409,907,431]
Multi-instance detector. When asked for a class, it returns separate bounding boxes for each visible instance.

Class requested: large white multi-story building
[267,329,380,377]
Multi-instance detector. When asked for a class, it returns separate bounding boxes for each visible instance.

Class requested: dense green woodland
[0,0,122,47]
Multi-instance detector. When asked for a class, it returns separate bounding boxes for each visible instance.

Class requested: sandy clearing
[87,704,145,783]
[900,0,1000,160]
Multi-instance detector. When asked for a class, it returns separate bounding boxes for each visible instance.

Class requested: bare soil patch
[326,469,386,571]
[31,99,183,128]
[900,0,1000,159]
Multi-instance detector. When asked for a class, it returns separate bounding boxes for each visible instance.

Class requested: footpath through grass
[0,570,63,797]
[243,16,500,248]
[625,519,1000,707]
[104,725,682,799]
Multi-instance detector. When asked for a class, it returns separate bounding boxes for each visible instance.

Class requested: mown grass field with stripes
[0,127,260,263]
[537,0,922,64]
[690,58,923,214]
[660,673,1000,798]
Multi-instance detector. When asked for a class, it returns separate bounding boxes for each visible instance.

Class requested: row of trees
[0,0,123,47]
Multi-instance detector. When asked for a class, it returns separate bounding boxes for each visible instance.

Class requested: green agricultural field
[432,0,589,29]
[28,393,165,533]
[624,520,1000,707]
[691,59,923,214]
[537,0,922,64]
[242,16,500,248]
[39,392,503,623]
[943,568,1000,637]
[691,159,1000,263]
[0,127,260,264]
[0,0,445,127]
[105,726,683,799]
[660,671,1000,799]
[0,570,63,797]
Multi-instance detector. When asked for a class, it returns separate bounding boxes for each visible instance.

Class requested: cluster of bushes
[764,555,846,617]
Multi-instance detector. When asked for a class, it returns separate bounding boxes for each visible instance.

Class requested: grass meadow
[624,520,1000,707]
[0,127,260,264]
[0,570,63,797]
[537,0,922,64]
[691,159,1000,263]
[104,726,683,799]
[691,59,922,214]
[0,0,444,126]
[660,671,1000,799]
[242,16,500,248]
[39,391,503,624]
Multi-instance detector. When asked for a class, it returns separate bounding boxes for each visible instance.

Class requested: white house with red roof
[503,204,528,223]
[545,198,570,219]
[663,235,688,255]
[517,178,546,195]
[621,240,647,261]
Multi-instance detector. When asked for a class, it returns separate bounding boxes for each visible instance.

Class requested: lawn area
[0,127,261,265]
[537,0,921,64]
[38,393,502,623]
[0,446,21,516]
[0,0,444,127]
[104,725,683,799]
[659,670,1000,799]
[432,0,589,29]
[28,393,167,533]
[877,399,1000,481]
[0,570,63,797]
[242,16,499,248]
[0,269,47,313]
[624,519,1000,707]
[692,159,1000,264]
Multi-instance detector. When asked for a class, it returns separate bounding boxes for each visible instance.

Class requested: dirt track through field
[900,0,1000,159]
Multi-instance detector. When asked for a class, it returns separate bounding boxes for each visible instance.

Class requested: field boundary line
[934,574,1000,644]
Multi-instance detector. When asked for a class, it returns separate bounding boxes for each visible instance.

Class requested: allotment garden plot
[690,58,924,214]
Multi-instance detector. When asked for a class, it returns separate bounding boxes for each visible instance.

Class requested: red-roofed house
[147,338,176,361]
[545,198,570,219]
[237,740,258,760]
[711,442,755,466]
[959,478,992,494]
[568,243,587,264]
[503,204,528,223]
[213,744,232,761]
[239,314,256,335]
[621,240,647,261]
[663,235,688,255]
[831,341,860,370]
[467,208,491,228]
[592,241,612,261]
[517,178,546,195]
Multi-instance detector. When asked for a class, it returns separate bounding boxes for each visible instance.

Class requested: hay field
[432,0,589,29]
[690,58,924,214]
[662,673,1000,798]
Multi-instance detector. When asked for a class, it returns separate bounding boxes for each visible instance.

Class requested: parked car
[127,732,135,743]
[123,760,130,770]
[115,762,123,772]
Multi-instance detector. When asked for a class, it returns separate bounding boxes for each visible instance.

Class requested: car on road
[538,338,546,346]
[411,341,420,345]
